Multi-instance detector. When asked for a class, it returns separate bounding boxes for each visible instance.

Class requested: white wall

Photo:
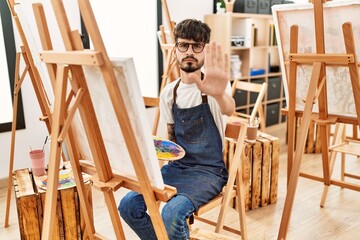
[163,0,213,25]
[90,0,159,98]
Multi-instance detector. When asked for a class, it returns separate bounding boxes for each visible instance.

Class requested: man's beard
[179,56,203,73]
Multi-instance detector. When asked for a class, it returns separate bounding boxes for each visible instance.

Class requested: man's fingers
[211,42,217,67]
[217,44,223,71]
[224,52,229,73]
[189,73,202,86]
[204,44,210,70]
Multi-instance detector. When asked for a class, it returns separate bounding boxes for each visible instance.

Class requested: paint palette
[153,136,185,161]
[36,170,91,190]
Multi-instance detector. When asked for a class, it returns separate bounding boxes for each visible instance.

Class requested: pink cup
[29,150,46,176]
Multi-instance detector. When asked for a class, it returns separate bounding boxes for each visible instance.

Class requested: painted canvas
[272,0,360,118]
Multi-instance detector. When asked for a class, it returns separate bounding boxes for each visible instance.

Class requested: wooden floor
[1,123,360,239]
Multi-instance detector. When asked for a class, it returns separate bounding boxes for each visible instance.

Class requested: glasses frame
[175,42,206,53]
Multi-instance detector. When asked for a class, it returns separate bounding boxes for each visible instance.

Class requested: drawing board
[72,58,165,189]
[272,0,360,118]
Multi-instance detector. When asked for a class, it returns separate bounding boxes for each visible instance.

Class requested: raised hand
[189,42,229,98]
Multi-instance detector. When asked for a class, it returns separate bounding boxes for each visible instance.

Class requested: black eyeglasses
[175,42,205,53]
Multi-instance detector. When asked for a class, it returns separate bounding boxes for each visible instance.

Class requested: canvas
[73,58,165,189]
[15,0,165,189]
[272,0,360,118]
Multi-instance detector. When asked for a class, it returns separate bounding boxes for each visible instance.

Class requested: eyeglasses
[175,42,205,53]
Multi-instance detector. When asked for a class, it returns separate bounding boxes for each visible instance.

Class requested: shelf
[205,13,284,127]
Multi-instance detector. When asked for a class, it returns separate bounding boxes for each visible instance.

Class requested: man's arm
[167,123,176,142]
[213,92,235,117]
[189,42,235,116]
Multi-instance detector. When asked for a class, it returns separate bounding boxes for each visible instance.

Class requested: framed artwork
[0,0,25,132]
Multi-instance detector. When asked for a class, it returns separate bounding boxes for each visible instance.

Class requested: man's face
[174,38,205,73]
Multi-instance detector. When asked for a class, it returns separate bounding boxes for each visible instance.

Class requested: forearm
[214,93,235,116]
[167,123,176,142]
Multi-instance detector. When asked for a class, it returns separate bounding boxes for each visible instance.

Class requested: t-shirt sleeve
[159,85,174,124]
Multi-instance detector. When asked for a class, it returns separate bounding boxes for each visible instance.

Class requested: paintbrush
[41,136,48,152]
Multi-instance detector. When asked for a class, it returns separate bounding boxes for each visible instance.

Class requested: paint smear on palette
[153,137,185,161]
[36,169,91,191]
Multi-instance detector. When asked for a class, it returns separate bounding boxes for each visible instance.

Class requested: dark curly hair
[173,19,211,44]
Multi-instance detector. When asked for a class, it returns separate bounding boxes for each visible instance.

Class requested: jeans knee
[118,192,146,221]
[161,195,195,239]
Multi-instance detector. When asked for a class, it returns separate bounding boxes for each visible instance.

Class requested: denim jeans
[118,191,195,240]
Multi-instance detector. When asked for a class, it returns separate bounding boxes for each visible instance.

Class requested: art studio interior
[0,0,359,239]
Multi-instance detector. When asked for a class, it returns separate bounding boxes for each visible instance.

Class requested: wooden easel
[161,0,180,85]
[147,0,179,136]
[31,0,177,239]
[4,0,54,227]
[278,0,360,239]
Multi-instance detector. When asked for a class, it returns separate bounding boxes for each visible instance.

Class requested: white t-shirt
[159,79,232,145]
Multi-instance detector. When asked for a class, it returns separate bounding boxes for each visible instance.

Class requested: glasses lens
[192,43,204,53]
[177,42,189,52]
[176,42,205,53]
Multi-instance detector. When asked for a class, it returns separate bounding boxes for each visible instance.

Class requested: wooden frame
[147,0,179,136]
[231,80,267,131]
[4,0,54,227]
[193,122,248,239]
[272,1,360,239]
[320,123,360,206]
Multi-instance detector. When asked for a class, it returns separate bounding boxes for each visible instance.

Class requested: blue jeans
[118,191,195,240]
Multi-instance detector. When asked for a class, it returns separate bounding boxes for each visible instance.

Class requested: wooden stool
[13,168,92,239]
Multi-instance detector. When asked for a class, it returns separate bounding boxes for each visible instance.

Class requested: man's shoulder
[164,79,180,89]
[160,79,179,102]
[161,79,180,94]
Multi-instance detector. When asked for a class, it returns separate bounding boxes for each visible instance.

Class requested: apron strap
[173,79,181,104]
[173,73,207,104]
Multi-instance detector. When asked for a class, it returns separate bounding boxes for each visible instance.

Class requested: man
[118,18,235,240]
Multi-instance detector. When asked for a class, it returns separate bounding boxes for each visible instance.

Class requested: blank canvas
[72,58,165,189]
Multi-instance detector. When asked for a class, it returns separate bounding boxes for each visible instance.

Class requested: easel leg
[215,126,247,239]
[278,62,322,239]
[286,25,299,184]
[41,65,69,239]
[235,166,248,239]
[320,123,345,207]
[4,52,21,227]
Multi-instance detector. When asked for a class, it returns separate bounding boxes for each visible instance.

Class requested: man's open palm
[189,42,229,98]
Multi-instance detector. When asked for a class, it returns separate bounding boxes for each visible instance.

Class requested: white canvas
[14,1,165,189]
[72,58,164,189]
[272,0,360,118]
